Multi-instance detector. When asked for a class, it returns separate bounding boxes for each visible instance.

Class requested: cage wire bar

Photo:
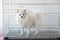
[3,0,59,38]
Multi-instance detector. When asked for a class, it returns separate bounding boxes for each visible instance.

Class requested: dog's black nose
[21,16,23,18]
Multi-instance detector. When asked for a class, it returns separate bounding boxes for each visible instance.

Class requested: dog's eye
[23,14,24,15]
[19,14,21,16]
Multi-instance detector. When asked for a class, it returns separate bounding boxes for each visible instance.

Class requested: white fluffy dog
[16,9,42,36]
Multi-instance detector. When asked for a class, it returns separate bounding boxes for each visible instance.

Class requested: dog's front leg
[25,27,30,37]
[19,27,24,36]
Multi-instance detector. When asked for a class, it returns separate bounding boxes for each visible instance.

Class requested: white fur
[16,9,42,36]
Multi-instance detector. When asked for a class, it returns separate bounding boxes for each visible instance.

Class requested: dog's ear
[17,9,21,13]
[23,9,26,13]
[17,9,19,13]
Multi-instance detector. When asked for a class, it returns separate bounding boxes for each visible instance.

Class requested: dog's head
[17,9,28,19]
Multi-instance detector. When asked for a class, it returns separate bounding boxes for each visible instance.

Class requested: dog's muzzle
[21,16,24,18]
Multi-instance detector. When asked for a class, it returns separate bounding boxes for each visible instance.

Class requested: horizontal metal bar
[3,3,59,5]
[4,9,59,10]
[3,12,59,14]
[4,25,58,26]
